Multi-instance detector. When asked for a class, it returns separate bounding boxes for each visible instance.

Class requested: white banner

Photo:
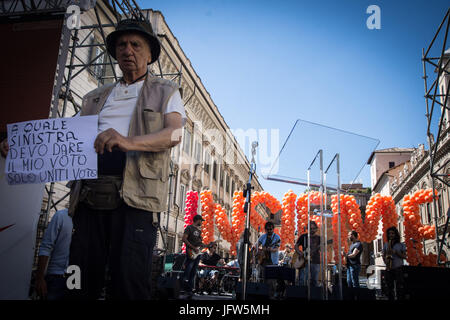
[5,116,98,185]
[0,158,43,299]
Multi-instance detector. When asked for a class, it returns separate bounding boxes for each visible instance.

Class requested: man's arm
[94,112,183,154]
[182,232,194,249]
[347,246,361,259]
[294,237,304,256]
[198,254,207,266]
[0,139,9,158]
[182,232,201,253]
[35,213,62,297]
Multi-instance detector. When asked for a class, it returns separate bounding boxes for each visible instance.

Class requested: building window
[204,152,210,174]
[178,239,184,253]
[389,162,395,168]
[231,180,235,195]
[88,38,106,84]
[194,139,202,164]
[183,128,191,156]
[426,203,432,224]
[167,234,175,254]
[213,161,217,181]
[226,175,230,194]
[377,238,382,254]
[220,171,224,188]
[438,191,443,217]
[179,184,186,212]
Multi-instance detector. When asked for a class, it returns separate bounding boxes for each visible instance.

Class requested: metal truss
[0,0,70,16]
[422,8,450,265]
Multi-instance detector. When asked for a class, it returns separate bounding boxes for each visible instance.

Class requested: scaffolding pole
[422,8,450,265]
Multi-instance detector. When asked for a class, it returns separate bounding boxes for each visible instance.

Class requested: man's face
[195,219,203,227]
[209,244,217,253]
[266,225,274,236]
[115,33,152,74]
[348,232,354,241]
[310,224,318,235]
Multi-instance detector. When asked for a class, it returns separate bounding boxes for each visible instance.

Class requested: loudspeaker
[264,266,295,282]
[285,285,322,300]
[235,282,269,300]
[156,275,181,300]
[353,288,376,300]
[330,286,376,300]
[398,266,450,299]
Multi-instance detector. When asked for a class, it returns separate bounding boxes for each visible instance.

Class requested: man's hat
[193,215,205,222]
[106,19,161,64]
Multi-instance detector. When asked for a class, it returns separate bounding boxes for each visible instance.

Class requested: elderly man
[0,20,182,300]
[0,19,186,300]
[69,19,184,300]
[71,19,184,300]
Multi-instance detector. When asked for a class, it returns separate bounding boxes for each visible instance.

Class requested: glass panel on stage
[263,119,380,190]
[261,119,380,299]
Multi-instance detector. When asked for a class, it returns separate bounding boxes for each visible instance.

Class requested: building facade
[368,138,449,286]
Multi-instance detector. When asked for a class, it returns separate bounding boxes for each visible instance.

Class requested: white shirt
[97,79,186,136]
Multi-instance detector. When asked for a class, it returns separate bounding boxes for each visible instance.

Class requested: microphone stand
[241,142,258,301]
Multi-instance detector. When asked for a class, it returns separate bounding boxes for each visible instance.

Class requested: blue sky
[142,0,449,199]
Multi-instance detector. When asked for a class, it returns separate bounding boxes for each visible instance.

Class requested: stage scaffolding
[0,0,212,266]
[421,8,450,265]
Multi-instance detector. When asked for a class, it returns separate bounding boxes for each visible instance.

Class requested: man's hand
[35,276,47,298]
[94,128,134,154]
[0,139,9,158]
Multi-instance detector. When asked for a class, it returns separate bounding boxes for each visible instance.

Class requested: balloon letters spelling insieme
[183,188,440,266]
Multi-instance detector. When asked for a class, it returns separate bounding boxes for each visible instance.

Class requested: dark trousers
[45,275,67,300]
[346,264,361,288]
[183,256,200,292]
[68,202,158,300]
[384,269,403,300]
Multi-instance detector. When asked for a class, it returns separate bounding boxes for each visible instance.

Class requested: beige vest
[69,75,180,214]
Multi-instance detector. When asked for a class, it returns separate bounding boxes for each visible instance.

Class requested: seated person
[197,242,224,294]
[226,258,240,269]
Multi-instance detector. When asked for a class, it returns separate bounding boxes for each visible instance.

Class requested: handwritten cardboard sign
[5,116,98,185]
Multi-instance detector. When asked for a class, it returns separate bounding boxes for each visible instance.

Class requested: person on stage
[255,221,281,266]
[278,243,293,267]
[295,221,321,287]
[182,214,206,298]
[343,230,363,289]
[197,241,224,294]
[35,208,73,300]
[254,221,281,298]
[382,226,406,300]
